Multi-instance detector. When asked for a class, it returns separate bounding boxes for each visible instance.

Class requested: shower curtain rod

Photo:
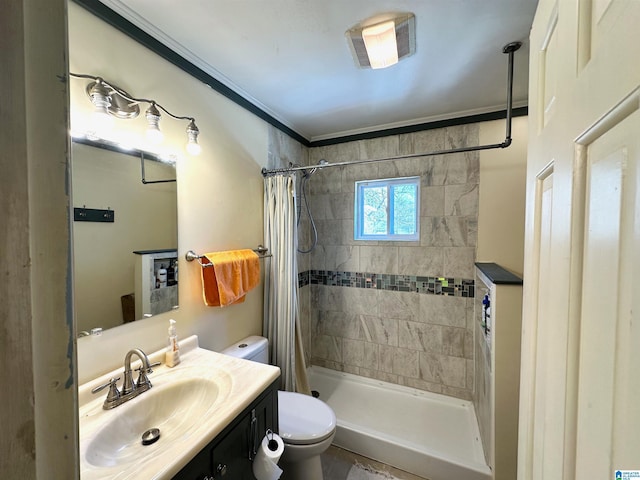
[262,41,522,177]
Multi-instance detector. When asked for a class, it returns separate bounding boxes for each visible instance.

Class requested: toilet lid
[277,391,336,445]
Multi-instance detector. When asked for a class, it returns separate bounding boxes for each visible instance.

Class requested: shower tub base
[308,366,491,480]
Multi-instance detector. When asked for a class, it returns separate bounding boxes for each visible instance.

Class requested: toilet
[222,336,336,480]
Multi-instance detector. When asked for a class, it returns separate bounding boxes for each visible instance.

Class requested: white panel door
[521,0,640,479]
[574,104,640,479]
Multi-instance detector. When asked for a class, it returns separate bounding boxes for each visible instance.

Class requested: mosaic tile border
[299,271,310,288]
[298,270,474,297]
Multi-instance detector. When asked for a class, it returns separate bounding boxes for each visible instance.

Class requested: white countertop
[78,335,280,479]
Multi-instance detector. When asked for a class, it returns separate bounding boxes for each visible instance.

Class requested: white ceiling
[97,0,538,143]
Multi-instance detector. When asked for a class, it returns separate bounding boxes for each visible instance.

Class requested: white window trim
[354,176,420,241]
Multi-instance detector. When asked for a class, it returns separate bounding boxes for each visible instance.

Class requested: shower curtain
[263,174,310,394]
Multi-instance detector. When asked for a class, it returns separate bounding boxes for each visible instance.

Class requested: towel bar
[185,246,271,267]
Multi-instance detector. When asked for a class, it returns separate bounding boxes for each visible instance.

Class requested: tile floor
[321,445,429,480]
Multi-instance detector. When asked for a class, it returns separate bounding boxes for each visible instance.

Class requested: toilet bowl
[222,336,336,480]
[277,390,336,480]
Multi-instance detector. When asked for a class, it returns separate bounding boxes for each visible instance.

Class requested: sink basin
[78,339,280,480]
[84,375,226,468]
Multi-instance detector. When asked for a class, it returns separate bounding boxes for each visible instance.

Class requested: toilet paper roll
[252,432,284,480]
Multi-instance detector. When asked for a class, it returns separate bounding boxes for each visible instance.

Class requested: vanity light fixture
[71,72,201,155]
[346,13,416,69]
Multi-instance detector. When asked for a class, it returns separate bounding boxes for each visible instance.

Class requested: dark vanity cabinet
[173,379,279,480]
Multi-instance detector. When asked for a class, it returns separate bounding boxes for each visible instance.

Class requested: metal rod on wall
[262,41,523,178]
[185,246,272,268]
[140,152,176,184]
[502,41,521,147]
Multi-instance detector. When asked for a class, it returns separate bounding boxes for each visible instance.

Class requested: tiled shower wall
[306,125,480,400]
[268,124,480,400]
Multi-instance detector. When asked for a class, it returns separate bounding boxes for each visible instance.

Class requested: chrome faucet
[91,348,160,410]
[122,348,152,395]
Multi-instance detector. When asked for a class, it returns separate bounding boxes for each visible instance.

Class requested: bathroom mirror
[71,138,178,334]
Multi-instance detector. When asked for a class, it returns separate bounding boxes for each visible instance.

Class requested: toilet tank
[221,335,268,364]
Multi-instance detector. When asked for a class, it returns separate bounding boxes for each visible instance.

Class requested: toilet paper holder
[265,429,278,450]
[249,410,279,459]
[251,428,284,480]
[249,402,282,461]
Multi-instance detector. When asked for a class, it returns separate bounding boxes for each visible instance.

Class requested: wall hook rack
[74,206,115,223]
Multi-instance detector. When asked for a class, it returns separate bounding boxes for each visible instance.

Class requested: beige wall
[69,3,270,383]
[477,116,528,276]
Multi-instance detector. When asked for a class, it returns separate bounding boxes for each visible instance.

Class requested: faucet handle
[135,362,160,389]
[91,377,121,404]
[146,361,161,374]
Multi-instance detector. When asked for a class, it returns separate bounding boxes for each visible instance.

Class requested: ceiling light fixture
[71,72,201,155]
[347,13,416,70]
[361,20,399,69]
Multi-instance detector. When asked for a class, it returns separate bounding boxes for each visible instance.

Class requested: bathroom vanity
[78,336,280,479]
[174,378,278,479]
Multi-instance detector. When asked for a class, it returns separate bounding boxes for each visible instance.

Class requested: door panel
[531,171,554,480]
[538,5,559,130]
[575,110,640,478]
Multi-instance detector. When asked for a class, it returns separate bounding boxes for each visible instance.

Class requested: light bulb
[145,103,164,144]
[88,110,114,138]
[362,20,398,69]
[88,79,114,135]
[146,126,164,144]
[186,141,202,156]
[185,119,201,155]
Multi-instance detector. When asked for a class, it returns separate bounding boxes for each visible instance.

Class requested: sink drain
[141,428,161,446]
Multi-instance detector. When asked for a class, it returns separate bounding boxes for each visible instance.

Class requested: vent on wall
[346,13,416,69]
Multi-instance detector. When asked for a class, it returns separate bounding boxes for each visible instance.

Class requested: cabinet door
[216,390,277,480]
[211,412,253,479]
[172,446,213,480]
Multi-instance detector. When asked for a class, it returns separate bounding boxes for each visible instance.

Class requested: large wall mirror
[72,138,178,334]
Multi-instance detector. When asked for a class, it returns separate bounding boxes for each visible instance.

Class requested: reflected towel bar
[185,246,271,267]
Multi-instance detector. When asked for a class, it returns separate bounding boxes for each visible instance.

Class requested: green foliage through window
[355,177,420,241]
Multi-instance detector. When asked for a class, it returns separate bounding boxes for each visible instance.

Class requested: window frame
[354,176,420,241]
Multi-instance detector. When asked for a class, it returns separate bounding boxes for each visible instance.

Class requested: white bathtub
[308,366,491,480]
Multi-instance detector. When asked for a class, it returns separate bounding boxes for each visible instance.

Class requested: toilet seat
[277,391,336,445]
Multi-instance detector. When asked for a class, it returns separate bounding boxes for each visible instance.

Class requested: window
[354,176,420,241]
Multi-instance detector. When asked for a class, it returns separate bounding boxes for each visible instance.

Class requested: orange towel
[201,249,260,307]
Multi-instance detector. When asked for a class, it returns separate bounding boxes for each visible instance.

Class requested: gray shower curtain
[263,174,310,394]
